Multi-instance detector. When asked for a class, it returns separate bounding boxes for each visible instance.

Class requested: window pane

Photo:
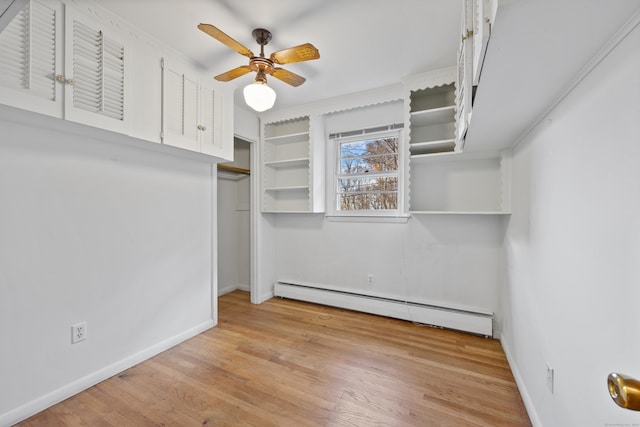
[335,132,400,212]
[339,192,398,210]
[340,154,398,174]
[338,176,398,193]
[337,176,398,210]
[340,137,398,175]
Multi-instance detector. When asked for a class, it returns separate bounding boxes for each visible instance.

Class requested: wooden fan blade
[271,68,306,87]
[215,66,253,82]
[270,43,319,65]
[198,23,254,58]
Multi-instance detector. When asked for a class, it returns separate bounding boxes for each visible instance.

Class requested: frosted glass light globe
[243,81,276,112]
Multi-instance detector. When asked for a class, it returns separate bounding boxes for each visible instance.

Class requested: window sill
[325,214,410,224]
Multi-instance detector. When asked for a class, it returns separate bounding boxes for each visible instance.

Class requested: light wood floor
[18,291,531,426]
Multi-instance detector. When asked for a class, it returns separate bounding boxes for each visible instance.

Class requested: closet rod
[217,164,250,175]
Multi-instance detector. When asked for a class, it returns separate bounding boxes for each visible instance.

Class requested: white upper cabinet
[0,0,63,117]
[196,79,233,160]
[161,59,200,152]
[0,0,129,133]
[0,1,234,161]
[471,0,497,86]
[456,0,474,148]
[161,58,233,160]
[64,6,129,134]
[457,0,497,148]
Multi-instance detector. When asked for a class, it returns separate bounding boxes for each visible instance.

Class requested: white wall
[0,110,215,425]
[502,19,640,427]
[234,105,260,143]
[274,214,506,323]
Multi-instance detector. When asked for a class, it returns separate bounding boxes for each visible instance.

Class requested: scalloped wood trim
[259,83,404,123]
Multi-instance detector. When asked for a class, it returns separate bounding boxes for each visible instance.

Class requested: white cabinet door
[456,0,474,149]
[0,0,63,117]
[472,0,497,86]
[161,59,200,151]
[162,59,234,160]
[64,6,129,134]
[199,80,233,160]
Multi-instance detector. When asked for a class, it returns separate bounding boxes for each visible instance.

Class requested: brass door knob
[608,373,640,411]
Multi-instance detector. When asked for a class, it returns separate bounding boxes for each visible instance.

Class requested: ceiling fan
[197,24,320,111]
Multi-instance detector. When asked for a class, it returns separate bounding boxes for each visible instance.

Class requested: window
[332,128,402,214]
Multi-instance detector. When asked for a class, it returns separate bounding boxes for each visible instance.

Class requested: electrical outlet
[71,322,87,344]
[546,363,554,393]
[367,273,374,286]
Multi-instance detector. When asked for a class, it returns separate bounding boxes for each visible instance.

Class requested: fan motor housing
[252,28,272,47]
[250,57,274,73]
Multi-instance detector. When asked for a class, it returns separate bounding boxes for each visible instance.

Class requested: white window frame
[326,125,408,221]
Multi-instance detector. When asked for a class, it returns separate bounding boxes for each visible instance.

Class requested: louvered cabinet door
[456,0,474,150]
[160,58,200,152]
[199,81,232,160]
[199,82,233,160]
[0,0,63,117]
[471,0,497,86]
[63,6,129,134]
[197,84,215,154]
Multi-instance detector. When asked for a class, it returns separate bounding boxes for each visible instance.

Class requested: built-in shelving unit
[403,67,510,215]
[409,151,510,214]
[409,84,457,157]
[261,116,325,213]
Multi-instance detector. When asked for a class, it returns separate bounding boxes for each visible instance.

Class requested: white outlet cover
[72,322,87,344]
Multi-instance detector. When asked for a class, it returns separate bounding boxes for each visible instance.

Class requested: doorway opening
[217,137,252,298]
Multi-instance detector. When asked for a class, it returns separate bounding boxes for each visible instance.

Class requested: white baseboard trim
[274,281,493,336]
[218,283,250,296]
[500,334,542,427]
[1,320,214,427]
[218,284,237,296]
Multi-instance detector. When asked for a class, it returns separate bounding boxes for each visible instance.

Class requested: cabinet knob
[197,125,206,131]
[55,75,75,86]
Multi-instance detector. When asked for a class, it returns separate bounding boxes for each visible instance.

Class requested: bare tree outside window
[337,135,399,211]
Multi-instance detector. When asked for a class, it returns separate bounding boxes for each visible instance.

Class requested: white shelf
[262,211,315,214]
[410,105,456,127]
[264,157,310,168]
[410,211,511,215]
[411,150,503,164]
[264,131,309,145]
[410,139,456,156]
[264,185,310,192]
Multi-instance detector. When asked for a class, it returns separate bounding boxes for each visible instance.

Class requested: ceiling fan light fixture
[243,79,276,112]
[198,23,319,111]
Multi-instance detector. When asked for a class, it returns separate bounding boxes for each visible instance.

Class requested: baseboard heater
[274,281,493,337]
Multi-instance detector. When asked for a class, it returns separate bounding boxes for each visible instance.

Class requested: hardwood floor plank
[17,291,530,426]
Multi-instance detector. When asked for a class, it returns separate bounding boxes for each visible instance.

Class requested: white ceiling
[93,0,461,110]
